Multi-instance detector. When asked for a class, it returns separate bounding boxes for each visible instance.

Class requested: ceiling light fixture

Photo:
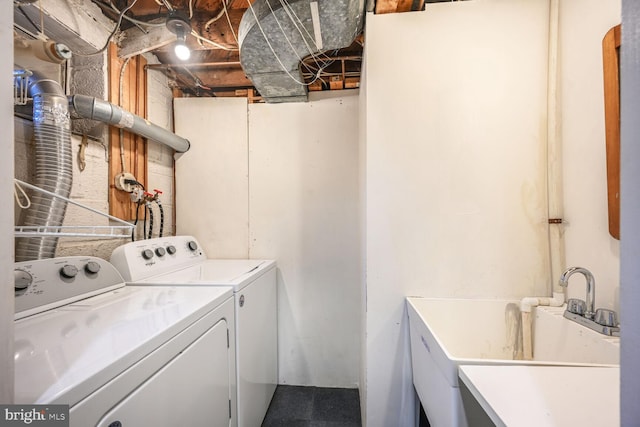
[166,10,191,61]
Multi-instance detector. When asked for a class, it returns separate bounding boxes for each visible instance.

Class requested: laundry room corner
[174,92,363,390]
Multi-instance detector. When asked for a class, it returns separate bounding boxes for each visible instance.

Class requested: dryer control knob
[14,269,33,291]
[187,241,198,251]
[60,264,79,279]
[166,245,177,255]
[155,247,166,257]
[85,261,101,275]
[141,249,154,260]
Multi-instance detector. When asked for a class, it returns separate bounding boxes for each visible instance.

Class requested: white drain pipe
[520,0,565,361]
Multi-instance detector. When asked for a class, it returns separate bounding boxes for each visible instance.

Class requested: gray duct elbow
[70,94,190,153]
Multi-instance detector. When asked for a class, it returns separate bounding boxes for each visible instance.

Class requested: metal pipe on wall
[69,94,191,153]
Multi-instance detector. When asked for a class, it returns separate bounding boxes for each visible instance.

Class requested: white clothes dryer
[110,236,277,427]
[14,256,237,427]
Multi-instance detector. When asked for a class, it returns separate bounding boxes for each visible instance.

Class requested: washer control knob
[14,270,33,291]
[60,264,79,279]
[187,241,198,251]
[166,245,177,255]
[85,261,101,275]
[141,249,154,260]
[155,247,166,257]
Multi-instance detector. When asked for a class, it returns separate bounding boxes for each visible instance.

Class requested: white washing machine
[14,255,237,427]
[110,236,277,427]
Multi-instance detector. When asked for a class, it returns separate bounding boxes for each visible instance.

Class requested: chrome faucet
[559,266,595,319]
[558,267,619,336]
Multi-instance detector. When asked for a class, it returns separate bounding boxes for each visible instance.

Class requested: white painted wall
[358,46,369,422]
[620,1,640,423]
[1,1,15,404]
[560,0,621,313]
[173,93,362,388]
[174,97,250,258]
[364,2,550,425]
[249,93,361,387]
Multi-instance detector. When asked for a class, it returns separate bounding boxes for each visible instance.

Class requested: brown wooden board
[108,43,148,221]
[602,24,621,239]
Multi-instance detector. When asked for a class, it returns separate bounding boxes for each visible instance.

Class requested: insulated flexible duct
[15,78,72,262]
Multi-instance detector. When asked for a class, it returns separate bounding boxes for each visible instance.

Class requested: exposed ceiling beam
[374,0,426,14]
[119,24,175,58]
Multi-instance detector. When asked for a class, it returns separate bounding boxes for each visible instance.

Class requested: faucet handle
[594,308,619,327]
[566,298,587,316]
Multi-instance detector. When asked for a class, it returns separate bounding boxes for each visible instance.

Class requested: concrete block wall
[145,53,175,238]
[55,51,119,259]
[15,50,176,260]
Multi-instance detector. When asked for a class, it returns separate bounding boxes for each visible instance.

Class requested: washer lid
[137,259,276,291]
[14,285,233,406]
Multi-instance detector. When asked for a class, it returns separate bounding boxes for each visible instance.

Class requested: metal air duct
[16,78,72,262]
[69,95,190,153]
[15,78,190,261]
[238,0,364,103]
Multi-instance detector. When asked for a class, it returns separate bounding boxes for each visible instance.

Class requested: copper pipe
[146,61,242,70]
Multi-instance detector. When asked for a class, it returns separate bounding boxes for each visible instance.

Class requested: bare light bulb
[174,41,191,61]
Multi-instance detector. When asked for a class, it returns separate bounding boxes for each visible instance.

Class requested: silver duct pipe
[69,95,190,153]
[15,78,73,262]
[15,79,189,261]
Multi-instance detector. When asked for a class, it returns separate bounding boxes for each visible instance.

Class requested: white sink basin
[406,297,619,427]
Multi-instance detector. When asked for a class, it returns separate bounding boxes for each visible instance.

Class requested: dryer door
[96,319,231,427]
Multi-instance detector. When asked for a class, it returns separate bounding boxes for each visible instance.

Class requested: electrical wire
[14,181,31,209]
[132,200,141,241]
[190,30,238,51]
[73,0,139,57]
[118,56,133,173]
[105,1,165,27]
[181,66,212,90]
[161,0,175,11]
[244,0,337,86]
[277,0,341,69]
[262,0,305,65]
[244,0,308,85]
[16,5,41,34]
[129,180,145,241]
[204,3,227,31]
[222,0,238,45]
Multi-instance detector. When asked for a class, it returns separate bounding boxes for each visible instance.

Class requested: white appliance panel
[110,235,207,281]
[141,260,275,292]
[96,319,231,427]
[110,235,277,427]
[236,267,278,427]
[14,286,232,406]
[69,297,237,427]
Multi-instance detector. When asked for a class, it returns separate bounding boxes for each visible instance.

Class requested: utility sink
[406,297,619,427]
